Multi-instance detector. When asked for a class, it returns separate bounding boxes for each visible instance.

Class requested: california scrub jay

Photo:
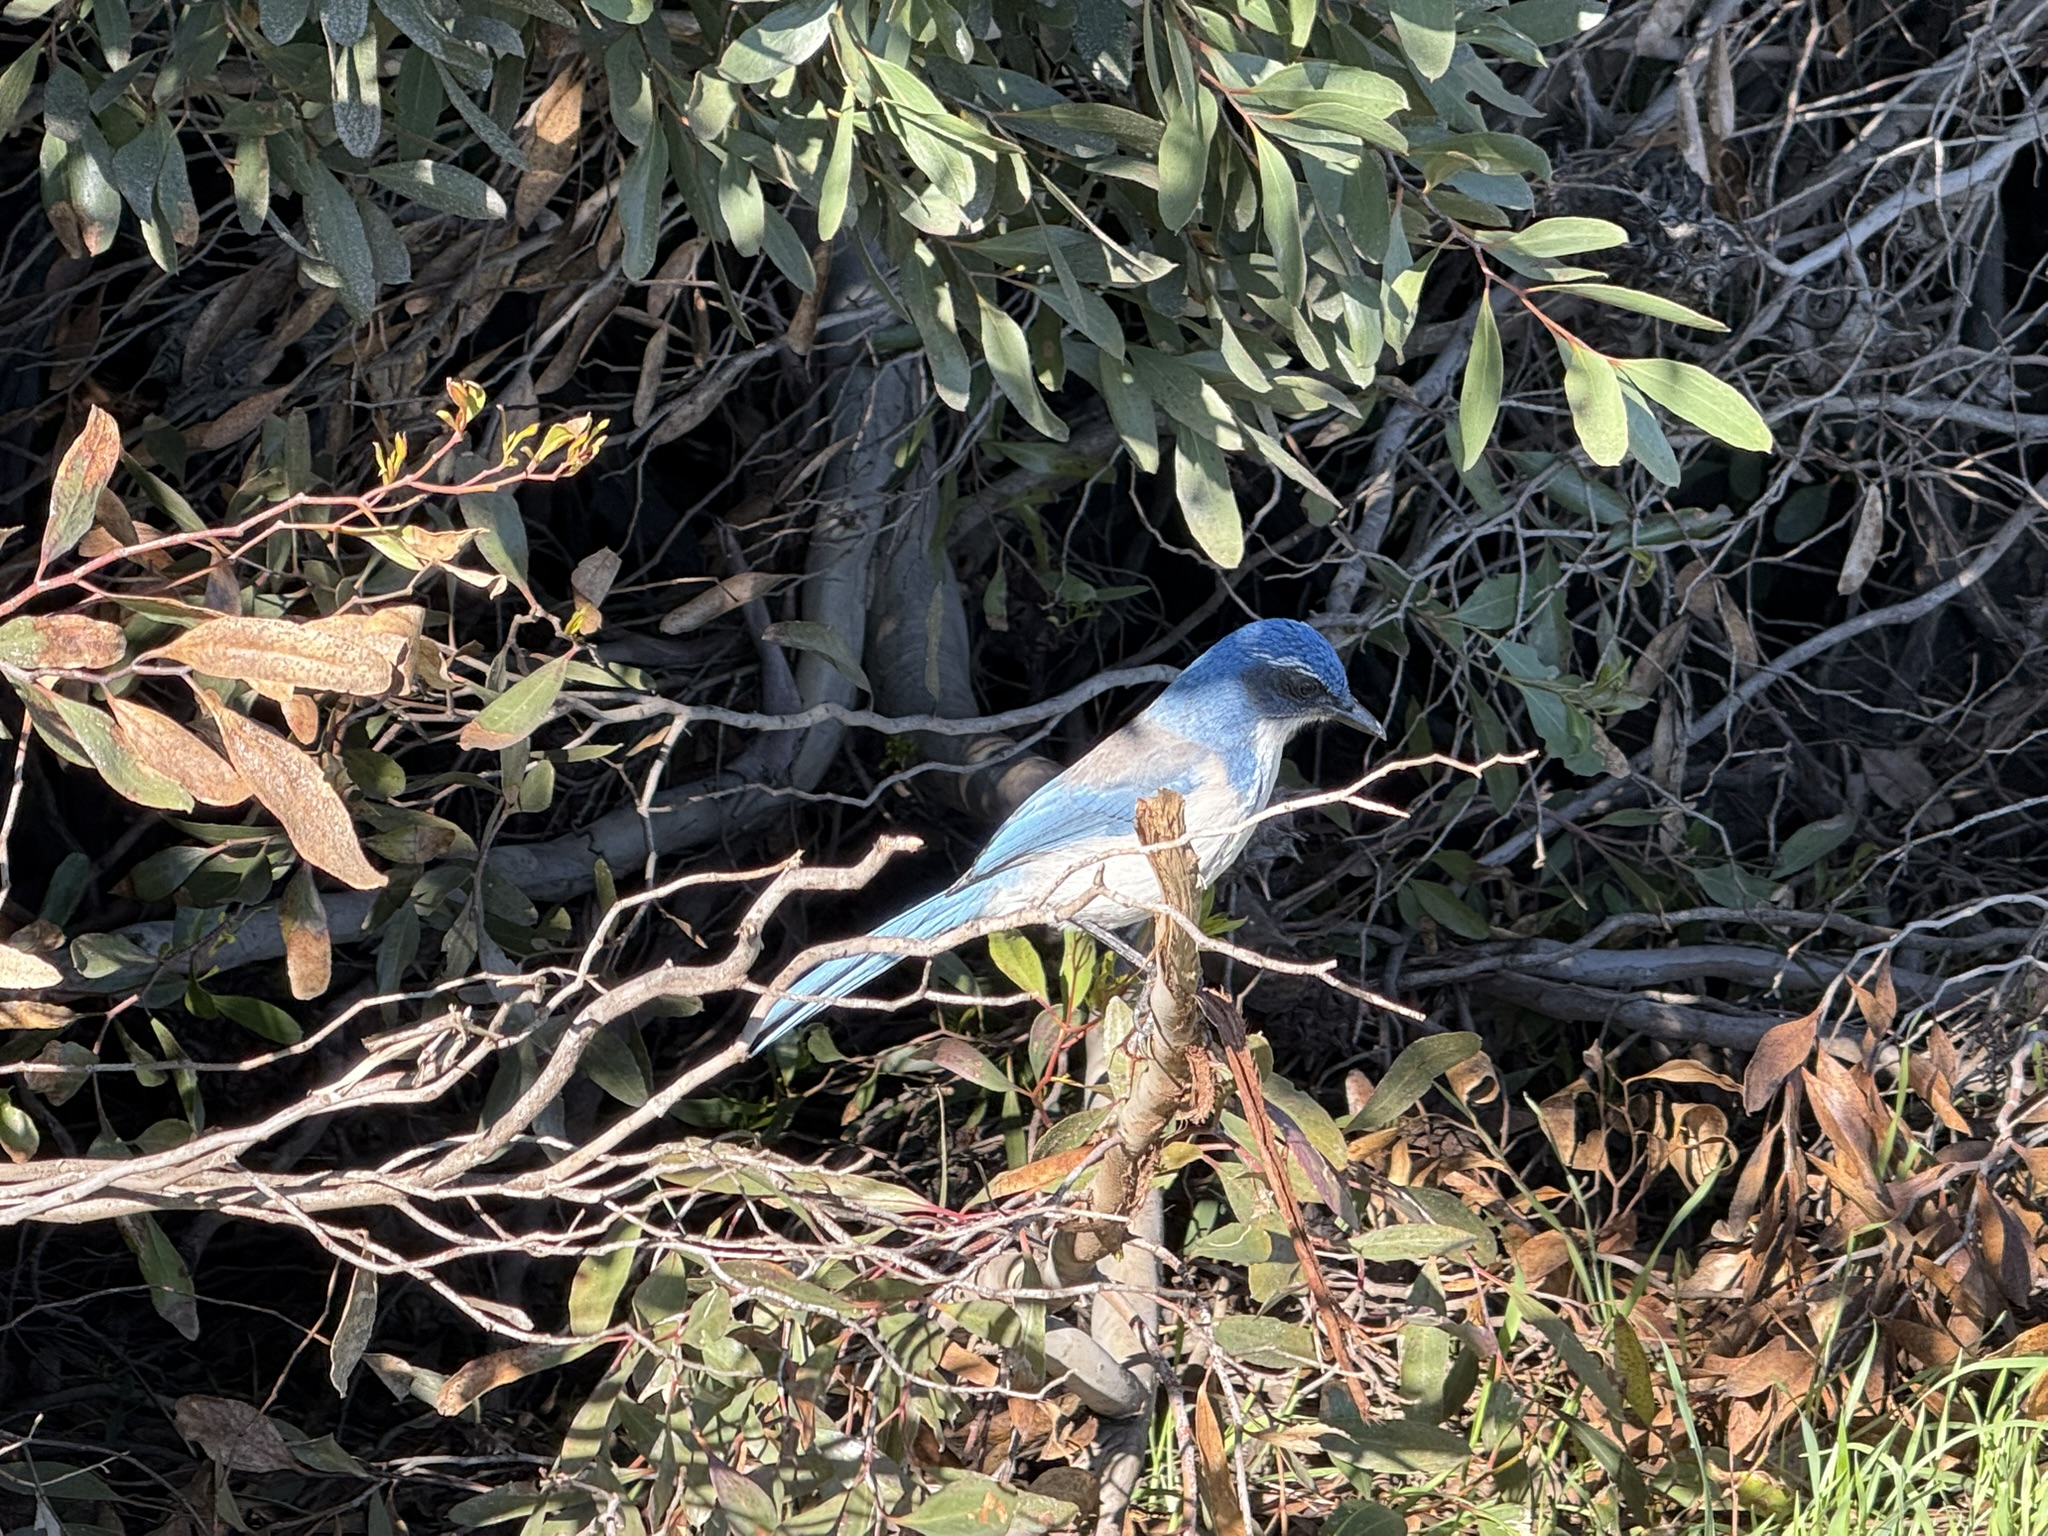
[743,619,1383,1052]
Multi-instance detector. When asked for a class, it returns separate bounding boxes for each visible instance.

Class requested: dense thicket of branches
[0,0,2045,1530]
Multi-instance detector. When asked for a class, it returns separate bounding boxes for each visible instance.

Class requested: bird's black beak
[1338,695,1385,738]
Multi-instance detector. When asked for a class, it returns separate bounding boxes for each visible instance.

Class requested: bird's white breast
[982,716,1289,930]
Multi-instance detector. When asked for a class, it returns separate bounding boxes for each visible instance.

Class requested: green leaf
[433,60,528,171]
[986,930,1047,1000]
[459,655,570,750]
[1561,339,1626,466]
[900,238,972,409]
[759,203,818,293]
[1542,281,1727,330]
[214,994,303,1043]
[1095,351,1159,472]
[977,293,1068,441]
[1614,357,1774,452]
[617,129,668,282]
[297,152,379,318]
[0,41,38,138]
[1172,430,1242,569]
[1352,1032,1481,1131]
[1456,297,1502,471]
[1323,1500,1409,1536]
[927,1038,1012,1093]
[123,1212,201,1339]
[1451,572,1521,631]
[817,99,857,240]
[459,486,529,590]
[721,0,837,85]
[1252,128,1304,309]
[0,1095,37,1161]
[1622,389,1680,485]
[41,690,192,811]
[1695,862,1773,908]
[1771,814,1854,880]
[1409,879,1491,940]
[900,1474,1017,1536]
[760,620,868,691]
[331,29,382,158]
[1213,1314,1318,1370]
[605,31,653,147]
[260,0,310,43]
[568,1220,639,1334]
[1349,1223,1480,1263]
[367,158,506,219]
[1155,90,1211,231]
[232,136,270,233]
[1390,0,1457,80]
[1487,217,1628,259]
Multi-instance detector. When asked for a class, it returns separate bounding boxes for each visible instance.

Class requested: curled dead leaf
[151,616,397,697]
[198,693,385,890]
[434,1342,591,1417]
[1629,616,1691,697]
[987,1145,1096,1200]
[660,571,789,634]
[107,694,252,807]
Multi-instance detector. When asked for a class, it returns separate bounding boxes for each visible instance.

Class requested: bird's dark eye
[1279,671,1323,702]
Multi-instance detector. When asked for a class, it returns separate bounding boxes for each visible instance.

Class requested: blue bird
[743,619,1384,1053]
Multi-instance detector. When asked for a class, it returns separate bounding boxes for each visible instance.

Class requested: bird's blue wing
[956,723,1208,890]
[956,773,1140,888]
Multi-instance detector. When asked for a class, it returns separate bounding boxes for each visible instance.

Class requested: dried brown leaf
[1631,1059,1741,1093]
[191,385,293,450]
[434,1343,589,1417]
[1629,616,1691,697]
[1975,1179,2036,1308]
[659,571,789,634]
[280,864,331,1000]
[1857,954,1897,1034]
[282,692,320,744]
[1838,483,1884,595]
[1863,747,1936,812]
[986,1145,1096,1201]
[1742,1006,1820,1114]
[516,69,583,228]
[42,405,122,567]
[151,616,397,696]
[0,945,62,989]
[17,614,127,670]
[0,1000,75,1029]
[199,695,384,890]
[1511,1227,1572,1282]
[1711,1339,1816,1400]
[1879,1318,1960,1370]
[1193,1382,1248,1536]
[172,1395,297,1472]
[107,695,252,807]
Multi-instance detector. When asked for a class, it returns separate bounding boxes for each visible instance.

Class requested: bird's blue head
[1167,619,1385,736]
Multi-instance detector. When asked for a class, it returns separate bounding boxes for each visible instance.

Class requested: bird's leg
[1077,918,1151,977]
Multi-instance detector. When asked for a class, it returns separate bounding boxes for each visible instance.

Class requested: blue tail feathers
[742,884,989,1054]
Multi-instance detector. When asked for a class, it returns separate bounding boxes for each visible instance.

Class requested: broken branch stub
[1055,789,1209,1270]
